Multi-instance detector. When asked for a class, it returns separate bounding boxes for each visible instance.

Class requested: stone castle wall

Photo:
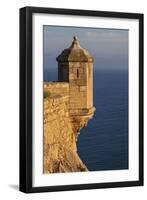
[44,93,87,173]
[43,81,95,173]
[44,82,69,96]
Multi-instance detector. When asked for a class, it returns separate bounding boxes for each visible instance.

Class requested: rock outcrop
[43,90,88,173]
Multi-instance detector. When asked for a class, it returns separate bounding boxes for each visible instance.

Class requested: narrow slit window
[77,69,79,78]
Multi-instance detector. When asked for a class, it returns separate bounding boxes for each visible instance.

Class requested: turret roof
[56,36,94,62]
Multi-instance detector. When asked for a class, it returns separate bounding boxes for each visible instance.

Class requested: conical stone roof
[56,36,94,62]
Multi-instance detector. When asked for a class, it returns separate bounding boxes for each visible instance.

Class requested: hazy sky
[43,25,128,71]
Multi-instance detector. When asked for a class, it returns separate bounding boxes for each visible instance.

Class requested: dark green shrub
[44,90,51,98]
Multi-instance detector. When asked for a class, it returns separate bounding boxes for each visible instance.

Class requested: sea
[44,68,128,171]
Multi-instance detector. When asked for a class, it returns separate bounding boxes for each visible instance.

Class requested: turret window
[77,69,79,79]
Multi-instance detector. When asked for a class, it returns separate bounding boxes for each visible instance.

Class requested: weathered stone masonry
[44,92,88,173]
[44,36,95,173]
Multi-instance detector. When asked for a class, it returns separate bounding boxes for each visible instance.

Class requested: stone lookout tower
[56,36,95,134]
[43,37,96,173]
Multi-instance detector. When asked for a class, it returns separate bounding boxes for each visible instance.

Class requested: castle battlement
[44,82,69,96]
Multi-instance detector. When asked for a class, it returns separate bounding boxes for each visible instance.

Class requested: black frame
[19,6,144,193]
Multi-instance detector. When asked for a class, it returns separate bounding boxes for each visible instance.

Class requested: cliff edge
[44,91,88,173]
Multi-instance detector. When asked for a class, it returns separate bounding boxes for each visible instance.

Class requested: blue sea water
[44,69,128,171]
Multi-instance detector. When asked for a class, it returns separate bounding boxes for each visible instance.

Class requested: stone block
[79,86,87,92]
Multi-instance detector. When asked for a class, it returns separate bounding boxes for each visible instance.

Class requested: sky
[43,25,128,73]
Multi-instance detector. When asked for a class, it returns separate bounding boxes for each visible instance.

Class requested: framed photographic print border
[19,6,144,193]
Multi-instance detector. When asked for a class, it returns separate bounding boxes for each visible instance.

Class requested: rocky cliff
[43,91,88,173]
